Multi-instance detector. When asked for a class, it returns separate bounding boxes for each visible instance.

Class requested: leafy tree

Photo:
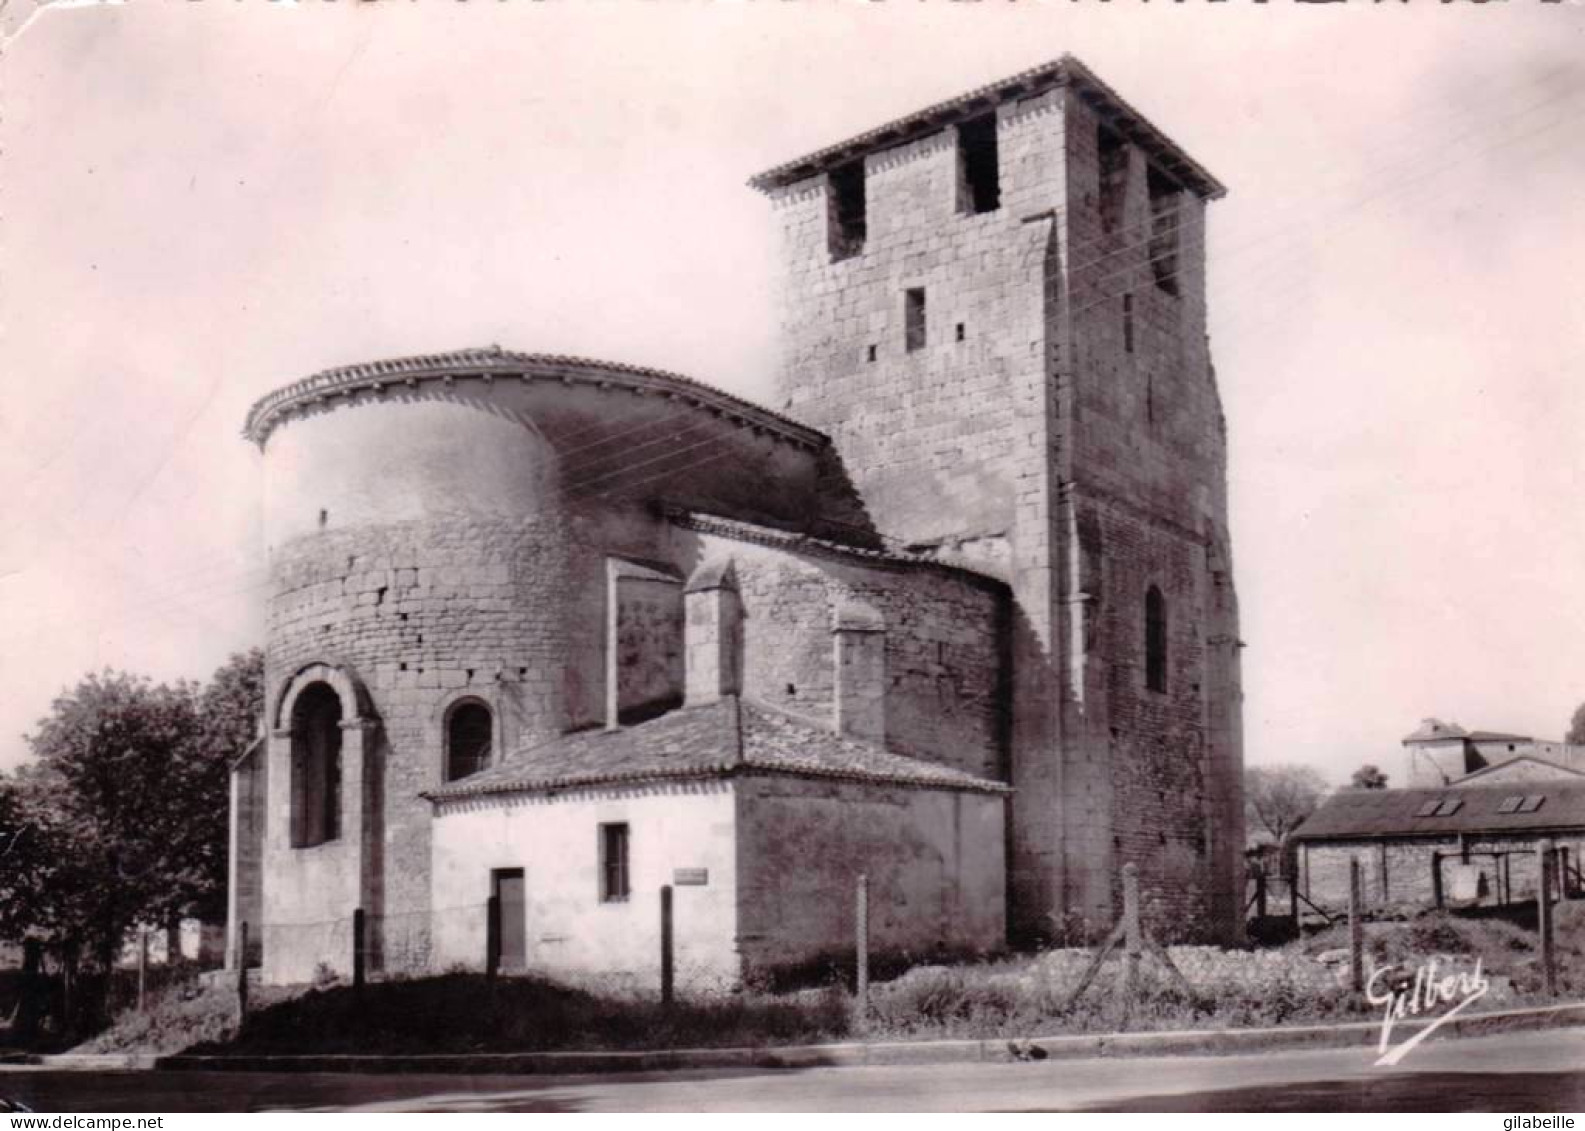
[19,671,204,975]
[9,650,263,980]
[1567,702,1585,746]
[1244,765,1329,846]
[1349,763,1389,790]
[0,771,60,945]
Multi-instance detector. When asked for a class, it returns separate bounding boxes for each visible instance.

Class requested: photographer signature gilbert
[1366,955,1490,1067]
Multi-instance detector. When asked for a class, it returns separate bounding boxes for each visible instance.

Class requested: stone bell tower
[752,55,1246,943]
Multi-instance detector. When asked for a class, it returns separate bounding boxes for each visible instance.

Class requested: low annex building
[229,55,1248,988]
[1292,721,1585,917]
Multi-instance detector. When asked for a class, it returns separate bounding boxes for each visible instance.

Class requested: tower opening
[957,113,1001,215]
[827,162,867,262]
[1147,165,1180,296]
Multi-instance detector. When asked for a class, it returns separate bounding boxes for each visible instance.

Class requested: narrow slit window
[600,822,631,903]
[1123,293,1135,354]
[827,163,866,262]
[904,288,927,353]
[1097,125,1128,235]
[957,113,1001,215]
[1147,164,1180,296]
[1145,586,1167,694]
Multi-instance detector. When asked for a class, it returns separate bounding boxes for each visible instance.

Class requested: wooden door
[492,868,526,972]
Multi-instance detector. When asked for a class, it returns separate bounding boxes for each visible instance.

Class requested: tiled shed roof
[748,54,1225,200]
[1292,783,1585,841]
[424,696,1009,803]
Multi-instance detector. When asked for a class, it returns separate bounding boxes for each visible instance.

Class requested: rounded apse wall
[259,390,574,940]
[261,393,559,553]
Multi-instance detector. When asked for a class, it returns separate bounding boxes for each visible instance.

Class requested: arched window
[1145,586,1168,694]
[291,682,342,848]
[446,700,493,782]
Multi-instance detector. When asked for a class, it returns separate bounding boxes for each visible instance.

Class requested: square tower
[753,56,1246,943]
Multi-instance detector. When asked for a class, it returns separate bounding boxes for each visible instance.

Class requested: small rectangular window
[1414,799,1443,818]
[1097,125,1128,234]
[1123,294,1135,354]
[904,288,927,352]
[1435,798,1464,817]
[957,113,1000,215]
[1498,796,1523,814]
[1519,795,1546,813]
[599,822,630,903]
[1147,165,1180,296]
[827,163,866,262]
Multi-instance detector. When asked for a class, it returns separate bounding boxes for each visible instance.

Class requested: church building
[228,55,1246,988]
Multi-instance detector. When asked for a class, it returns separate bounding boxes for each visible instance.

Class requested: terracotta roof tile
[424,697,1008,802]
[1292,783,1585,840]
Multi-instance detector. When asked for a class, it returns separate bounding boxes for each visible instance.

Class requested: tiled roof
[1292,783,1585,841]
[748,54,1225,200]
[666,510,1006,592]
[424,697,1009,802]
[1402,718,1468,744]
[1453,756,1585,785]
[242,347,827,449]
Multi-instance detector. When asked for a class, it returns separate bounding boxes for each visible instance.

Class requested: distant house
[1402,717,1585,788]
[1292,781,1585,915]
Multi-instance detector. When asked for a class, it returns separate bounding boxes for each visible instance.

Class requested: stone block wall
[1299,835,1585,913]
[763,82,1244,942]
[734,775,1006,978]
[260,397,575,980]
[679,527,1008,781]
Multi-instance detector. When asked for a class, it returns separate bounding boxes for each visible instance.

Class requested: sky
[1,0,1582,787]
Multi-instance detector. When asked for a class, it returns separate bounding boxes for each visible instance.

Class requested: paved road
[3,1029,1583,1112]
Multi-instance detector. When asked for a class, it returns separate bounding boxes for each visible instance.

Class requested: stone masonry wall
[734,774,1006,978]
[1056,94,1244,938]
[266,513,573,972]
[679,529,1008,781]
[1301,836,1585,913]
[766,89,1073,943]
[766,82,1244,942]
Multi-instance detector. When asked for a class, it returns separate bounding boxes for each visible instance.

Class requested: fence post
[353,908,366,993]
[855,873,869,1034]
[237,922,249,1021]
[136,927,148,1014]
[486,895,500,983]
[17,939,42,1044]
[660,885,674,1007]
[1121,863,1142,999]
[1348,858,1364,994]
[1538,839,1557,997]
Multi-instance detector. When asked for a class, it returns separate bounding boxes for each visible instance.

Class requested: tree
[9,651,263,980]
[1567,702,1585,746]
[1349,763,1389,790]
[1244,765,1329,846]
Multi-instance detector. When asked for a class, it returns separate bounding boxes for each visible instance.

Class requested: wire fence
[236,893,744,1004]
